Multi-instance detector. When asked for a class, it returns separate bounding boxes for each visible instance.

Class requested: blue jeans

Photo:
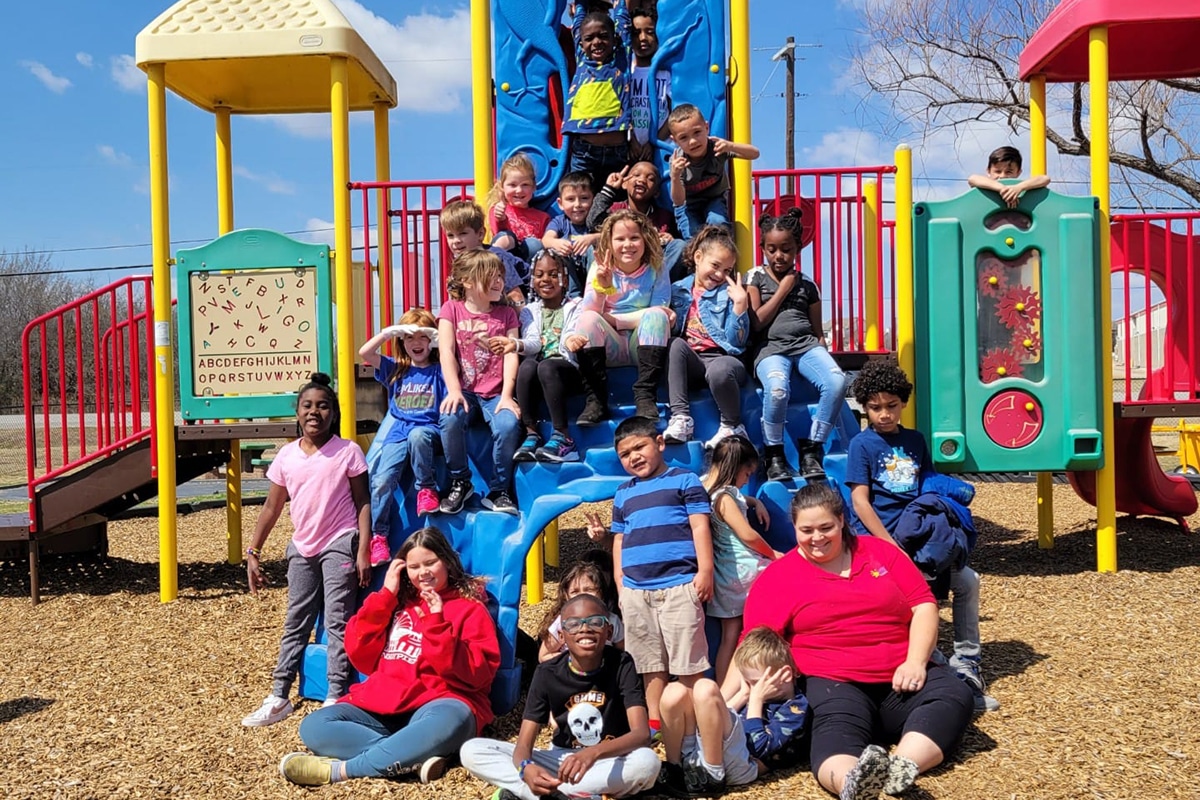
[299,698,476,779]
[674,197,730,240]
[755,347,846,445]
[368,426,439,537]
[441,393,522,493]
[568,137,630,189]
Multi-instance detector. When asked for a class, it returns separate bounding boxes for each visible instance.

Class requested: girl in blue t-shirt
[358,308,449,565]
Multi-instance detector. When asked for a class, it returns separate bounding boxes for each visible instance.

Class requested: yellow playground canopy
[134,0,397,114]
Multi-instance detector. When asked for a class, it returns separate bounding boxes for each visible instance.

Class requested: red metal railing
[752,167,897,354]
[348,169,898,356]
[349,179,475,335]
[1111,211,1200,405]
[22,276,155,529]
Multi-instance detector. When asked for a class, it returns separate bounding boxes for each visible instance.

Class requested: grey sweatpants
[271,532,359,700]
[667,338,748,425]
[459,738,661,800]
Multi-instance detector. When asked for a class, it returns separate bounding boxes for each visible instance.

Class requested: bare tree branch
[850,0,1200,204]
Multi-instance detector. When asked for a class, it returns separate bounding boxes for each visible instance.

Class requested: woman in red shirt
[741,485,973,800]
[278,527,500,787]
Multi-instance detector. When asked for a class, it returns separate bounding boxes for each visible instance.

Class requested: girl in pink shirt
[438,251,523,514]
[241,373,372,727]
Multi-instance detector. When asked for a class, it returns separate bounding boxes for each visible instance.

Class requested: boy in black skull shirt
[459,594,661,799]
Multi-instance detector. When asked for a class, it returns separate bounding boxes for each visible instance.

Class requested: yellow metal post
[331,56,356,441]
[526,534,544,604]
[470,0,495,202]
[215,106,243,565]
[893,145,916,428]
[374,101,394,332]
[148,63,178,602]
[544,518,559,568]
[1090,27,1117,572]
[864,180,881,351]
[1029,75,1055,549]
[728,0,753,270]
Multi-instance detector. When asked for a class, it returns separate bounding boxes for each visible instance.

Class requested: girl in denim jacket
[663,226,751,448]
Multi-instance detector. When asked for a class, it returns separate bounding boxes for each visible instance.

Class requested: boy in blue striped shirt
[591,416,714,740]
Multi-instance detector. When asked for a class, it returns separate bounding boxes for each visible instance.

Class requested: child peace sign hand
[726,269,748,313]
[606,165,631,190]
[593,260,614,290]
[584,512,609,542]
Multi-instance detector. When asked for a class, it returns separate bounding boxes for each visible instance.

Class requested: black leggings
[666,337,748,425]
[515,355,583,432]
[806,664,974,774]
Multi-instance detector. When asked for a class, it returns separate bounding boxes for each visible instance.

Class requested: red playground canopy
[1018,0,1200,82]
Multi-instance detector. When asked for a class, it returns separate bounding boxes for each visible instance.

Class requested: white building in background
[1113,300,1167,375]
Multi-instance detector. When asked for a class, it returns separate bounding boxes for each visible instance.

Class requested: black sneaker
[439,479,474,515]
[482,490,518,515]
[656,761,692,798]
[683,763,726,797]
[513,433,541,463]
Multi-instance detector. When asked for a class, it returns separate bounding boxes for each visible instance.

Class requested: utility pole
[772,37,797,194]
[768,37,820,196]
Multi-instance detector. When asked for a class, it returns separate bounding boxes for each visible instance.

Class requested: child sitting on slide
[487,154,551,267]
[667,103,760,238]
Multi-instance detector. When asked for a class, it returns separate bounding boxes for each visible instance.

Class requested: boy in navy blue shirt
[845,359,999,713]
[587,416,714,740]
[541,172,600,298]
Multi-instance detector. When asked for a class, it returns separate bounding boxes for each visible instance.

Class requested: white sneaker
[418,755,447,784]
[664,414,694,444]
[705,423,748,450]
[242,695,293,727]
[322,696,339,708]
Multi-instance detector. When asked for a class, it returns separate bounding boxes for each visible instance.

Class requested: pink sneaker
[368,534,391,567]
[416,487,441,516]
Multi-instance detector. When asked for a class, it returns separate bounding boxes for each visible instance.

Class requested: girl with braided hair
[748,207,846,482]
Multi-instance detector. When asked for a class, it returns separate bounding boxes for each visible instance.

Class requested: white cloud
[334,1,471,113]
[20,61,71,93]
[233,165,297,195]
[110,54,143,93]
[97,144,133,168]
[302,218,336,247]
[257,3,471,139]
[76,52,94,68]
[802,128,891,168]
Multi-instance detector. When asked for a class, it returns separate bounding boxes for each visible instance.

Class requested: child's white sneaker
[664,414,694,444]
[705,423,748,450]
[242,694,293,727]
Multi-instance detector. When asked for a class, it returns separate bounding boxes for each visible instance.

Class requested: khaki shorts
[620,581,710,676]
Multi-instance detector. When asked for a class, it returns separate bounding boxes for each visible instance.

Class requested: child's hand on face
[564,333,589,352]
[383,559,405,594]
[750,666,792,702]
[487,335,517,355]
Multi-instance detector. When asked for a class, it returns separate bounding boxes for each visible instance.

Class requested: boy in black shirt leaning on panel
[459,594,661,800]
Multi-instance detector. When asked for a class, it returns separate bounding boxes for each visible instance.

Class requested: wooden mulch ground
[1,482,1198,800]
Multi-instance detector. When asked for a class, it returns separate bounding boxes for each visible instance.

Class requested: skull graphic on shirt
[567,702,603,747]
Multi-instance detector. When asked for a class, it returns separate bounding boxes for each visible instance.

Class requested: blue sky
[2,0,1064,286]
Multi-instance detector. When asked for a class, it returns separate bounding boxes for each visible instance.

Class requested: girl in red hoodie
[279,526,500,786]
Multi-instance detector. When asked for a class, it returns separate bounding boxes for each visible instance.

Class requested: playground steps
[300,366,860,715]
[6,423,295,604]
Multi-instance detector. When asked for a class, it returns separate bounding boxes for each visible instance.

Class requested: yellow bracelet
[592,277,617,296]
